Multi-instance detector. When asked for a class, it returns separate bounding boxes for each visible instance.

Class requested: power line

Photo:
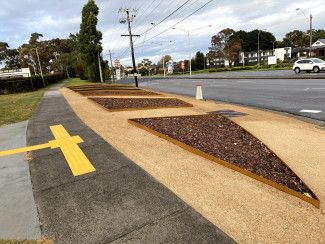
[139,0,192,35]
[142,0,216,44]
[116,0,215,61]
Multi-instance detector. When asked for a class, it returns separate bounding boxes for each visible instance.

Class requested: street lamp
[151,40,173,78]
[296,8,313,57]
[172,25,212,76]
[257,29,267,67]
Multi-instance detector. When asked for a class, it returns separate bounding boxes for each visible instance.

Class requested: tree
[210,28,235,56]
[231,29,276,52]
[0,42,9,66]
[312,29,325,42]
[0,42,20,69]
[209,28,242,66]
[192,51,205,70]
[78,0,103,82]
[282,30,308,48]
[4,49,20,69]
[158,55,172,67]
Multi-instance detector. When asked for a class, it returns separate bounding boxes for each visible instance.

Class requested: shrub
[0,73,66,94]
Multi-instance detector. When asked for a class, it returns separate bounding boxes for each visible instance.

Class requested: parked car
[293,58,325,74]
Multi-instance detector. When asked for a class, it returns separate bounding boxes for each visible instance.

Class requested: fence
[0,73,66,94]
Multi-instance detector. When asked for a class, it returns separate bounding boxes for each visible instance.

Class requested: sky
[1,0,325,66]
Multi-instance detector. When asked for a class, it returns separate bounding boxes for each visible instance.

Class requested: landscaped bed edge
[128,115,320,208]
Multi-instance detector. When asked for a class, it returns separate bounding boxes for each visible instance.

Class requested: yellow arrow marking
[0,125,96,177]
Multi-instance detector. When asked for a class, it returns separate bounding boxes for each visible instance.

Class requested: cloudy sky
[1,0,325,66]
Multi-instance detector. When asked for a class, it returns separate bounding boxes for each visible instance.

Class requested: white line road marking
[304,88,325,91]
[299,109,322,114]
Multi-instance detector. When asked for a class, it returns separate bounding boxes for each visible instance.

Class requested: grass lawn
[0,78,95,126]
[0,89,45,126]
[64,78,95,87]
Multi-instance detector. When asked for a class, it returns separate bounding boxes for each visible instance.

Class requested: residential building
[239,47,292,65]
[0,68,31,79]
[311,39,325,57]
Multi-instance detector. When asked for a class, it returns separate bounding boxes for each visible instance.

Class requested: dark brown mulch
[79,90,161,96]
[90,98,193,110]
[68,85,140,92]
[131,115,316,198]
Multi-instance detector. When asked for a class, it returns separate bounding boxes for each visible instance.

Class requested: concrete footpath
[27,88,234,243]
[0,121,41,239]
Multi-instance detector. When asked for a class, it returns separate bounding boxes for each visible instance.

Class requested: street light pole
[258,31,261,67]
[309,14,313,57]
[188,31,192,76]
[296,8,313,57]
[172,25,212,77]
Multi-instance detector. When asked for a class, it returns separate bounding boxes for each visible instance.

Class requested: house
[311,39,325,57]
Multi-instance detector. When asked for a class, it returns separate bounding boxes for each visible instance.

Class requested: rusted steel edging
[128,115,320,208]
[87,97,193,112]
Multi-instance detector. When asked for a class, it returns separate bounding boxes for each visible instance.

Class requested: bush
[0,73,66,94]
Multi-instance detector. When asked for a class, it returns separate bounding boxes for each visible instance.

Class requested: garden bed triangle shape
[129,114,320,208]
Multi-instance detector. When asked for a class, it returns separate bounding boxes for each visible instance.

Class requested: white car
[293,58,325,74]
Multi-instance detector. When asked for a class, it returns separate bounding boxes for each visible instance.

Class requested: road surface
[121,77,325,122]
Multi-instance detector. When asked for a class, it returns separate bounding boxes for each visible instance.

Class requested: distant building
[311,39,325,57]
[0,68,31,79]
[239,47,292,65]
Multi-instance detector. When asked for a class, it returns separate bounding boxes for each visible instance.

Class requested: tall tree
[192,51,205,70]
[0,42,20,69]
[0,42,9,66]
[78,0,103,82]
[209,28,242,66]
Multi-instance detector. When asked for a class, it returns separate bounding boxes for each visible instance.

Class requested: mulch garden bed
[79,90,161,96]
[68,85,161,96]
[129,114,319,207]
[68,85,140,92]
[89,98,193,111]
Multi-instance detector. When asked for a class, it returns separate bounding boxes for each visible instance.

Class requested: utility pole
[120,8,140,87]
[35,47,45,87]
[258,31,261,67]
[108,49,115,82]
[98,52,104,83]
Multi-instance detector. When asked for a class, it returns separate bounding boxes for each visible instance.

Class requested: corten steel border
[78,90,163,97]
[88,97,194,112]
[69,87,141,91]
[128,114,320,208]
[80,91,163,97]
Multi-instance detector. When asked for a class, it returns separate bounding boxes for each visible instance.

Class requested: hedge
[0,73,66,94]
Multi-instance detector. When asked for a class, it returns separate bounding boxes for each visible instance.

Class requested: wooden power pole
[120,8,140,87]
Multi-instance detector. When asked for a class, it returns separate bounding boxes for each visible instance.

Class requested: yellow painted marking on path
[0,143,50,157]
[0,125,95,177]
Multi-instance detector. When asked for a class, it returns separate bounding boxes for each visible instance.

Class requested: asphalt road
[121,77,325,122]
[151,69,325,79]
